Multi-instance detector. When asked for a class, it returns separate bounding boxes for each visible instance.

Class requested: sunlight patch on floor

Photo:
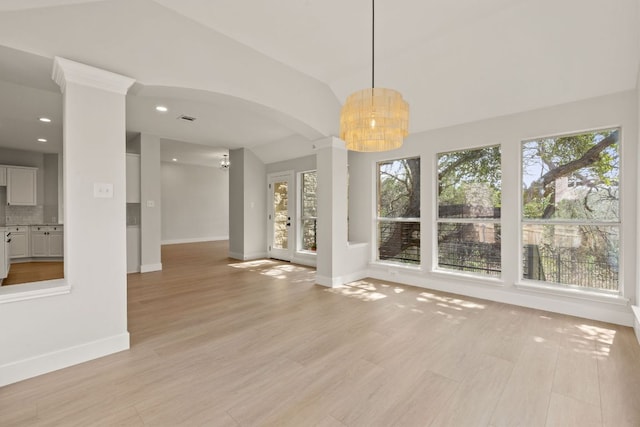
[418,292,487,310]
[229,259,315,281]
[575,323,617,358]
[325,280,388,301]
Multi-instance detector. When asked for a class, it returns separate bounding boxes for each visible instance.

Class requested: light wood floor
[1,241,639,426]
[2,261,64,286]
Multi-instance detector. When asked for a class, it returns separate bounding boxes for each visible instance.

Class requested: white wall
[635,65,640,342]
[0,58,133,386]
[266,154,315,175]
[349,90,637,326]
[43,153,58,223]
[140,134,161,272]
[228,148,244,256]
[228,148,266,260]
[161,161,229,244]
[243,150,267,259]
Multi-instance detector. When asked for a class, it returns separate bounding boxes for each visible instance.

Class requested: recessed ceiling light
[37,138,47,143]
[172,158,178,162]
[155,105,168,112]
[39,117,51,123]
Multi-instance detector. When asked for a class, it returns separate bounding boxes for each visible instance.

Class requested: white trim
[10,257,64,264]
[0,279,70,304]
[316,270,368,288]
[431,268,504,286]
[369,260,422,273]
[228,251,268,261]
[52,57,135,95]
[140,263,162,273]
[514,281,627,305]
[0,332,129,387]
[292,253,317,267]
[632,306,640,346]
[365,267,633,326]
[267,171,295,262]
[161,236,229,245]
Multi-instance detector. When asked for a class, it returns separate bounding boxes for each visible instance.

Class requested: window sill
[0,279,70,304]
[431,268,504,286]
[370,261,422,273]
[348,242,368,248]
[514,281,628,306]
[295,250,317,256]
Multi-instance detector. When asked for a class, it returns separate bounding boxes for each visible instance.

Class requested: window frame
[375,156,421,266]
[518,127,622,294]
[434,144,502,279]
[297,169,317,254]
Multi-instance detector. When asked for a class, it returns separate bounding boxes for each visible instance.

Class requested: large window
[521,128,620,291]
[437,146,501,277]
[377,157,420,265]
[300,170,317,252]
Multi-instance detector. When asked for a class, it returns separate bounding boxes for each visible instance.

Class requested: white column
[140,134,162,272]
[315,137,349,287]
[228,148,267,260]
[634,67,640,345]
[0,58,135,386]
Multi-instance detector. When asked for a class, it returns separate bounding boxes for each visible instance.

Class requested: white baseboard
[0,332,130,387]
[291,254,317,268]
[632,306,640,346]
[316,270,368,288]
[366,268,633,326]
[228,251,268,261]
[140,263,162,273]
[161,236,229,245]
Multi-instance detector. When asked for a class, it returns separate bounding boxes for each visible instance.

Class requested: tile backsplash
[6,205,44,225]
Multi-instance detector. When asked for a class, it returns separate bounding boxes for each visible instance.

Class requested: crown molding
[52,56,135,95]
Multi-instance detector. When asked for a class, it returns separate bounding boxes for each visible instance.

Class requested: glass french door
[268,172,294,261]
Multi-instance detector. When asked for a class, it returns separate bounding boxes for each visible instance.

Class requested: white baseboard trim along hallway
[0,333,129,387]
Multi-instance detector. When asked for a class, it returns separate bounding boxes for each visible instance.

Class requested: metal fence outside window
[523,244,618,290]
[438,241,501,276]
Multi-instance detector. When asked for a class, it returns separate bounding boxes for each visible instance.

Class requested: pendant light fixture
[220,154,230,170]
[339,0,409,152]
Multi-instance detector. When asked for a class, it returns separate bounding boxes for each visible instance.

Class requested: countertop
[0,223,64,227]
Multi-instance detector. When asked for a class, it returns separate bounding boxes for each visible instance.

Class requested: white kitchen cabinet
[48,228,64,257]
[7,166,37,206]
[30,225,63,257]
[8,226,29,258]
[126,154,140,203]
[30,228,47,257]
[0,166,6,186]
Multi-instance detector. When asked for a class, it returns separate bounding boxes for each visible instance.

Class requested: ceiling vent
[177,115,197,122]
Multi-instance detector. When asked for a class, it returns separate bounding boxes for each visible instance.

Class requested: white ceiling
[0,0,638,164]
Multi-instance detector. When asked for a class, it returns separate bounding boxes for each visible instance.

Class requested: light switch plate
[146,200,155,208]
[94,182,113,198]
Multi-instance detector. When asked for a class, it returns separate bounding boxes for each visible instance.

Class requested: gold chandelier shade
[340,87,409,152]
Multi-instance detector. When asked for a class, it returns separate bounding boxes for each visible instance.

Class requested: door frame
[267,171,295,261]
